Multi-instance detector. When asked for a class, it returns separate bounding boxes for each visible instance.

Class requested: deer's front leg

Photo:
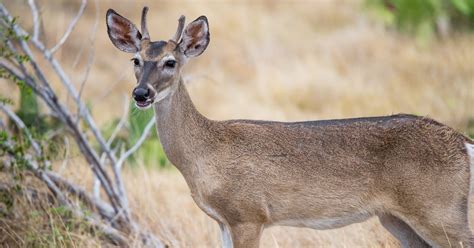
[228,222,263,248]
[219,223,232,248]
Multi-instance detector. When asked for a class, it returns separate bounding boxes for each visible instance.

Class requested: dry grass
[0,172,102,247]
[1,0,474,247]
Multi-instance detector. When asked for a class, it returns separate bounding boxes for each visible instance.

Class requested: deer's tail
[465,139,474,194]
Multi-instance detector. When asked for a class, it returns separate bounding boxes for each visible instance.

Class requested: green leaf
[128,102,155,144]
[16,85,39,128]
[452,0,471,15]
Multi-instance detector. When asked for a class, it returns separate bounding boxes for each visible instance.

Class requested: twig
[27,0,40,41]
[58,136,70,173]
[93,177,101,201]
[49,0,87,54]
[0,119,6,130]
[95,94,128,203]
[107,95,130,147]
[116,118,156,170]
[45,171,115,220]
[75,0,98,122]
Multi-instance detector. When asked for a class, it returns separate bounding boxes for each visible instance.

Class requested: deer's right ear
[106,9,142,53]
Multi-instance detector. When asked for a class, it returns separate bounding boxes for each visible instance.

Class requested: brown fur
[106,8,474,248]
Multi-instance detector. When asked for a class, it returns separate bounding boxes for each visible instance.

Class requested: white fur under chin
[153,87,172,104]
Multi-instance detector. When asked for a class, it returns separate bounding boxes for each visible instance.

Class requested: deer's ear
[179,16,210,57]
[106,9,142,53]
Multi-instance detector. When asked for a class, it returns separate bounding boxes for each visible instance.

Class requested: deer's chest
[189,180,227,224]
[186,163,227,223]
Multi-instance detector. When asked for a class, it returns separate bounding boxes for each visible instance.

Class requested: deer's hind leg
[378,214,431,248]
[391,187,473,248]
[395,212,473,248]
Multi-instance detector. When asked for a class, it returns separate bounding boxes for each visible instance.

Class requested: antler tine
[172,15,186,42]
[141,6,150,40]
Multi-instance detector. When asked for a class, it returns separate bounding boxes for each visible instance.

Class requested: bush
[366,0,474,38]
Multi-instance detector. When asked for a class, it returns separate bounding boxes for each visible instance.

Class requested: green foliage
[17,86,39,126]
[0,189,15,216]
[129,101,156,143]
[0,131,34,172]
[102,103,170,168]
[366,0,474,39]
[128,103,169,167]
[136,139,169,167]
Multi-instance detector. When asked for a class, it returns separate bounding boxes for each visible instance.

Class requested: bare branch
[0,119,6,131]
[58,136,70,173]
[75,0,98,122]
[49,0,87,54]
[74,48,94,124]
[116,118,156,170]
[44,170,128,246]
[107,95,130,147]
[93,177,101,200]
[27,0,40,41]
[45,171,115,220]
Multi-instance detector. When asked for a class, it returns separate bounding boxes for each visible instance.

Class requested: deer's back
[215,114,469,175]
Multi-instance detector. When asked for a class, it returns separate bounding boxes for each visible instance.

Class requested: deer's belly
[270,212,371,230]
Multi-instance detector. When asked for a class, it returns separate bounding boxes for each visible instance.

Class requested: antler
[172,15,186,42]
[141,6,150,40]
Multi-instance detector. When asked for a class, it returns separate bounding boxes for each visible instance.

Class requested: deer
[105,7,474,248]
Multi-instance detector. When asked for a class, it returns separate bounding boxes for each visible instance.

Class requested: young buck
[106,7,474,248]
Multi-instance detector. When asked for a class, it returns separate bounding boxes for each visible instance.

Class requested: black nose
[133,87,149,102]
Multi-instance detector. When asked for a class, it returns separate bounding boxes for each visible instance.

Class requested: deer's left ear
[179,16,210,57]
[106,9,142,53]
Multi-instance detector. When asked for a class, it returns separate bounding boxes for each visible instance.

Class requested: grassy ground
[1,0,473,247]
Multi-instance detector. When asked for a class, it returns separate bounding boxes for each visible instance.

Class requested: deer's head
[106,7,210,109]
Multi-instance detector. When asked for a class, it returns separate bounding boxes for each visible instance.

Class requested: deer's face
[106,8,209,109]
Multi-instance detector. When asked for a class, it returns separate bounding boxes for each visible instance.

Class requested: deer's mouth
[133,87,156,110]
[135,98,154,109]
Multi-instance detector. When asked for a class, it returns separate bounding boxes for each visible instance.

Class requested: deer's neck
[153,79,212,177]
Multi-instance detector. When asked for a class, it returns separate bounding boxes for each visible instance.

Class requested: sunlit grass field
[1,0,473,247]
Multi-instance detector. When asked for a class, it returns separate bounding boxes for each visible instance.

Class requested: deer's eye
[131,58,140,66]
[164,60,176,68]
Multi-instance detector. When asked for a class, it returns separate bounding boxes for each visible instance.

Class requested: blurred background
[1,0,473,247]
